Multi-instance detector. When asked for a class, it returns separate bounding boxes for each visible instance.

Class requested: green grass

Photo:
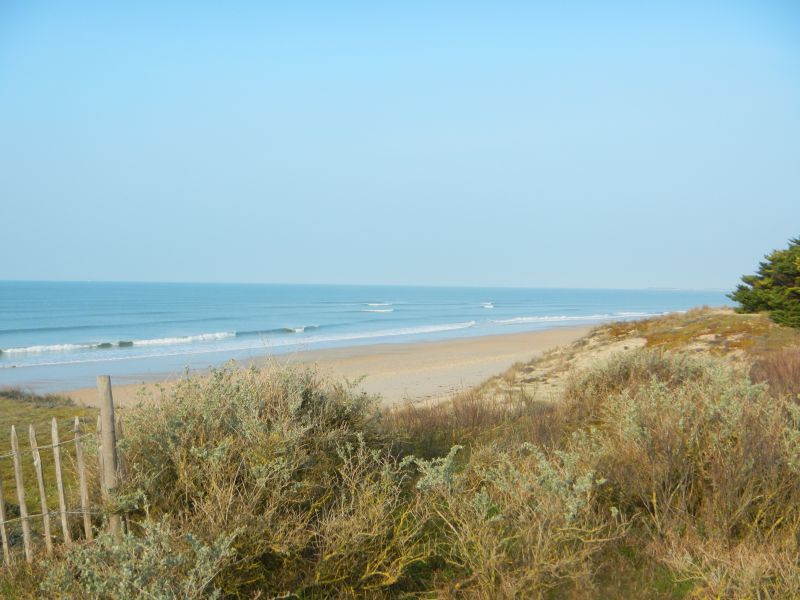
[0,390,97,539]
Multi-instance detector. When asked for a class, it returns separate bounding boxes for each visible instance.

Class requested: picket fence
[0,376,123,566]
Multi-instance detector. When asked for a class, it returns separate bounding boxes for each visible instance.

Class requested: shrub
[729,236,800,327]
[595,363,800,538]
[40,520,236,599]
[561,350,713,427]
[310,438,432,593]
[113,365,429,596]
[410,442,622,599]
[574,351,800,598]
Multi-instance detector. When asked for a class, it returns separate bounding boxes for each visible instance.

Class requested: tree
[729,237,800,328]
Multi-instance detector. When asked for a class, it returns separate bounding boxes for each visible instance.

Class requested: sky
[1,1,799,290]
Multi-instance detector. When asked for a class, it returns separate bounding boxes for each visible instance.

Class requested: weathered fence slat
[97,376,121,538]
[0,469,10,565]
[51,419,72,546]
[96,416,105,497]
[10,427,33,562]
[73,417,93,541]
[28,426,53,555]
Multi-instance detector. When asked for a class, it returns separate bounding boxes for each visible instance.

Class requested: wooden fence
[0,375,122,566]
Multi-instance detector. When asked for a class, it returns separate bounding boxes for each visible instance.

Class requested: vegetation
[729,236,800,327]
[602,306,800,355]
[2,310,800,598]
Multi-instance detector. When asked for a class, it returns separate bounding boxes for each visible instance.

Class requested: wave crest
[1,332,236,355]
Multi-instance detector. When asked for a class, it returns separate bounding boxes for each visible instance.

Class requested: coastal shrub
[112,365,430,596]
[593,360,800,537]
[309,438,433,594]
[40,520,236,599]
[560,350,713,427]
[409,441,622,598]
[571,351,800,598]
[729,236,800,327]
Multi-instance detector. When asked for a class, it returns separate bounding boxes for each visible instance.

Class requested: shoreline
[58,325,593,408]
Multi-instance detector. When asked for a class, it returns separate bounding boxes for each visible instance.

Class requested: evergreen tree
[729,236,800,328]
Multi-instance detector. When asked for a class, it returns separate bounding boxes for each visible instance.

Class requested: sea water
[0,281,729,392]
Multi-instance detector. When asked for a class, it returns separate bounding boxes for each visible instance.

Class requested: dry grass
[601,306,800,356]
[750,346,800,400]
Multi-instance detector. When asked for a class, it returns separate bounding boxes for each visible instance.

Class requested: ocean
[0,281,729,392]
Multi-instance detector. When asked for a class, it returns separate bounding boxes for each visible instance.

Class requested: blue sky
[1,1,798,289]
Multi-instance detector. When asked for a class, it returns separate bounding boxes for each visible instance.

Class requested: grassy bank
[2,308,800,598]
[0,391,97,514]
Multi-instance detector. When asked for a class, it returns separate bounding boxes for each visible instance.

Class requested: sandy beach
[59,325,592,408]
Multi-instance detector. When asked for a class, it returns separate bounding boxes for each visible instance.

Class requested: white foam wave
[263,321,478,347]
[363,308,394,313]
[0,322,478,369]
[132,332,236,346]
[1,343,94,355]
[482,302,494,309]
[0,332,236,355]
[366,302,392,306]
[285,326,318,333]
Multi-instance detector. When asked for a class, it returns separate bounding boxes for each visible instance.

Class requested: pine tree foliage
[729,237,800,328]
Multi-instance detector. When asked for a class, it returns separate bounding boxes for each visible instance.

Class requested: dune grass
[750,346,800,400]
[602,306,800,355]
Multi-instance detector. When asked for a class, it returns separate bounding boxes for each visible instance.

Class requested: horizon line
[0,278,731,294]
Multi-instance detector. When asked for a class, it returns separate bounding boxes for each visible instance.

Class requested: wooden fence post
[97,376,121,538]
[28,426,53,555]
[10,427,33,562]
[73,418,93,541]
[51,419,72,546]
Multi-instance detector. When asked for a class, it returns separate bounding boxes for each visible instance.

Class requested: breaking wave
[492,312,663,325]
[1,332,236,355]
[1,321,478,368]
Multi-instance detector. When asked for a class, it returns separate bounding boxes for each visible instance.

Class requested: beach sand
[60,325,592,409]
